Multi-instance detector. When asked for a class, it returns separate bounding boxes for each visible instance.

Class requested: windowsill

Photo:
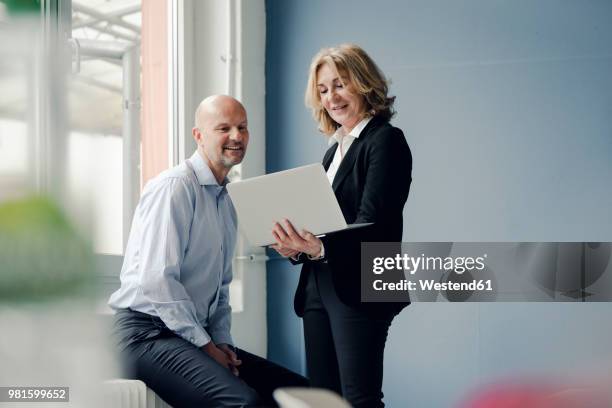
[97,301,115,316]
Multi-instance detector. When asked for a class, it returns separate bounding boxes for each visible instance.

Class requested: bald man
[109,96,307,407]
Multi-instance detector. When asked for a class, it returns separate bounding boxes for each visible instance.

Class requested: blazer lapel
[322,143,337,171]
[331,139,361,191]
[330,117,382,191]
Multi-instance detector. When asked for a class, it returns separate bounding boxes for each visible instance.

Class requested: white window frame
[42,0,142,291]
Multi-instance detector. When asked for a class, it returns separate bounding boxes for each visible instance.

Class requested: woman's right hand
[270,243,300,259]
[272,219,322,258]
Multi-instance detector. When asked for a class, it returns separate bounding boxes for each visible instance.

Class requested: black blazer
[293,116,413,317]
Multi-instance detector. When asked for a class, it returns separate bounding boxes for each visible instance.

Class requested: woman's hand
[270,243,300,259]
[272,219,322,258]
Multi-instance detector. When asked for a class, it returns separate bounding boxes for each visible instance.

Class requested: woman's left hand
[272,219,322,257]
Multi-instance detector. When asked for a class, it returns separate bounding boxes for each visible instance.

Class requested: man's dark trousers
[113,309,308,407]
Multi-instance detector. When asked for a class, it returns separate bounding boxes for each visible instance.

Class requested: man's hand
[272,219,322,257]
[218,343,242,376]
[202,341,233,371]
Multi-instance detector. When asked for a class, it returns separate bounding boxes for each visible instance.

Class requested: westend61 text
[373,279,493,292]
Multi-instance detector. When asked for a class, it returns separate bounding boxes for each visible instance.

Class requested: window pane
[68,0,141,255]
[0,23,32,201]
[67,132,123,254]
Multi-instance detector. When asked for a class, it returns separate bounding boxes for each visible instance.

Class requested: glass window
[68,0,141,255]
[0,7,33,200]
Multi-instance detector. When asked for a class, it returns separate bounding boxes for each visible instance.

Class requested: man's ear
[192,127,202,143]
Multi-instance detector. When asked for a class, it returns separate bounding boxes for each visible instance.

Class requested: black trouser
[302,265,395,408]
[113,309,308,408]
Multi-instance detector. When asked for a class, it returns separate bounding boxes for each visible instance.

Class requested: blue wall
[265,1,612,406]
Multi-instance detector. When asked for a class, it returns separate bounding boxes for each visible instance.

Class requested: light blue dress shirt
[108,151,236,348]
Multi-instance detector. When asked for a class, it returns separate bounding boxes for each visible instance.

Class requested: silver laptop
[226,163,372,247]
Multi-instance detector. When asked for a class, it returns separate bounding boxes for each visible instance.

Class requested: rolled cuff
[184,326,211,348]
[210,330,234,347]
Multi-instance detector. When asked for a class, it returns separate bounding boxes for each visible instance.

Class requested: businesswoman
[271,44,412,408]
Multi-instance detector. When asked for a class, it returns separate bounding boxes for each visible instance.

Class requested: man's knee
[242,387,261,407]
[165,380,261,408]
[208,374,262,407]
[212,385,260,407]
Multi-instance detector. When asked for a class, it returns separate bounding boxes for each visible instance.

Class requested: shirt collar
[328,116,373,146]
[189,151,228,187]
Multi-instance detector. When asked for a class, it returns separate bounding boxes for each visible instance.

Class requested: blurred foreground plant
[0,196,94,303]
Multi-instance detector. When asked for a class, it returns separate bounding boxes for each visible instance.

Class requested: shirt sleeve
[307,242,325,260]
[207,256,233,346]
[138,177,212,348]
[288,252,308,265]
[288,243,326,265]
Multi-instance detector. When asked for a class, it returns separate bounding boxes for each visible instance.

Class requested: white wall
[265,0,612,406]
[177,0,267,356]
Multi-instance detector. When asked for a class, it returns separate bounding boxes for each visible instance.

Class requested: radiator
[103,379,172,408]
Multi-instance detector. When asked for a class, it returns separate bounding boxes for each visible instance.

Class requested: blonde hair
[304,44,396,135]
